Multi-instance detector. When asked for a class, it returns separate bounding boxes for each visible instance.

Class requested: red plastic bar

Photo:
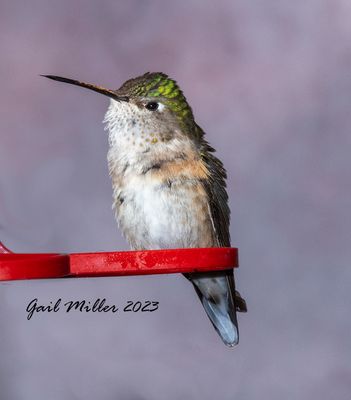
[0,253,70,281]
[0,241,238,281]
[70,247,238,276]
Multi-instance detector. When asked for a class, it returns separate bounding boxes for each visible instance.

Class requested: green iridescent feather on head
[116,72,200,136]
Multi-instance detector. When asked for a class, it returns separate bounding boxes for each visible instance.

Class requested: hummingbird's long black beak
[41,75,129,102]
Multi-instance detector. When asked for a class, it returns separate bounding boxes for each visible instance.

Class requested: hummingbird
[42,72,247,347]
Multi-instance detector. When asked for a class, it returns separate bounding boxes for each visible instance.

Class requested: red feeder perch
[0,241,238,281]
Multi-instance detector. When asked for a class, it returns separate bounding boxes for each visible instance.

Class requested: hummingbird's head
[114,72,194,127]
[43,73,201,151]
[106,72,201,146]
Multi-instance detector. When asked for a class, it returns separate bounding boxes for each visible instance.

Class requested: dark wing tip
[235,290,247,312]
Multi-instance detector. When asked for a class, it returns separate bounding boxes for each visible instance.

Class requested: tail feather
[189,270,243,347]
[201,294,239,346]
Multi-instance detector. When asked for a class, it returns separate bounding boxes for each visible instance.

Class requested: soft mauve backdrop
[0,1,350,399]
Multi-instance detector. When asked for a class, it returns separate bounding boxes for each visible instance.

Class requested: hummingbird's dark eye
[145,102,159,111]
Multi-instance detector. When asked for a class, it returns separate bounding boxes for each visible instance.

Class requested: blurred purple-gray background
[0,1,350,399]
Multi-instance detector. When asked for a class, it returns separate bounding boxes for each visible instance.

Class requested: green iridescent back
[116,72,199,135]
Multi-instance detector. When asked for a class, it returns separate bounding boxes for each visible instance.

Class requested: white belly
[114,174,215,250]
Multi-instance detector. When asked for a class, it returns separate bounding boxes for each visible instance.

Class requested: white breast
[114,173,214,249]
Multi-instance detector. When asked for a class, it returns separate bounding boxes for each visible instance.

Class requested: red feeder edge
[0,241,238,281]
